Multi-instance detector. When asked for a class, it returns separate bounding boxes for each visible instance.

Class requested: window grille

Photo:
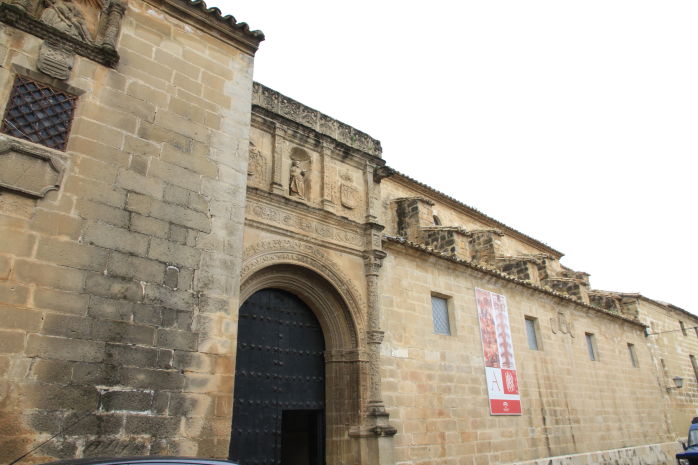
[431,296,451,335]
[1,75,78,151]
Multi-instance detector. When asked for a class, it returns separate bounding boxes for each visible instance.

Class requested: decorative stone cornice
[252,82,382,158]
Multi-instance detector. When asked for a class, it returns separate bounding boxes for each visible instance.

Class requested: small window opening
[1,75,78,151]
[585,333,597,361]
[433,215,442,226]
[691,355,698,384]
[681,321,688,336]
[627,343,638,367]
[431,295,451,335]
[525,316,539,350]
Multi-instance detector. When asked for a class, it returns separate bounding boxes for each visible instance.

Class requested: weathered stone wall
[379,242,675,465]
[637,298,698,438]
[0,0,259,461]
[512,442,681,465]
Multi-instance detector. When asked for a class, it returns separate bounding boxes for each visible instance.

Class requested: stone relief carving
[247,201,363,247]
[251,83,383,158]
[40,0,92,42]
[0,0,125,75]
[97,0,125,50]
[288,160,306,200]
[339,172,358,210]
[550,311,575,337]
[37,42,75,79]
[279,96,300,121]
[242,239,365,320]
[247,142,267,187]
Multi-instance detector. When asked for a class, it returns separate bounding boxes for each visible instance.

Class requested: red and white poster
[475,288,522,415]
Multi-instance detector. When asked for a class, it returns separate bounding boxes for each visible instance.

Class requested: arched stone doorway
[232,264,365,465]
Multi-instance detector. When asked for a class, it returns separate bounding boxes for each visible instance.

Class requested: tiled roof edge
[389,171,564,259]
[187,0,264,40]
[383,235,645,328]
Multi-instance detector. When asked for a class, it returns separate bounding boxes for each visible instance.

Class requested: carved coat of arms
[340,183,358,209]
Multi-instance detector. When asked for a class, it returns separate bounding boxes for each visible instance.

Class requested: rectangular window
[585,333,597,361]
[627,343,638,367]
[691,355,698,383]
[1,75,78,151]
[431,295,451,335]
[680,321,688,336]
[525,316,539,350]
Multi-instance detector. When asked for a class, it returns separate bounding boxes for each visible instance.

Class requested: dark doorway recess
[230,288,326,465]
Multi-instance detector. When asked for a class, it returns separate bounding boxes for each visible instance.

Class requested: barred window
[1,75,78,151]
[431,295,451,335]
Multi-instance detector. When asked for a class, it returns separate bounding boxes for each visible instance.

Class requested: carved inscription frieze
[248,202,363,248]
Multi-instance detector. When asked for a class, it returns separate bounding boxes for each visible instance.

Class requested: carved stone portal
[0,136,64,197]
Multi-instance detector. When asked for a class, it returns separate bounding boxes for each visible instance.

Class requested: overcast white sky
[217,1,697,313]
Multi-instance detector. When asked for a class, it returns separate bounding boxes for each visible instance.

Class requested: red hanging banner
[475,288,522,416]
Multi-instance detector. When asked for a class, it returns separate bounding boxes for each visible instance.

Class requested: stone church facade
[0,1,696,465]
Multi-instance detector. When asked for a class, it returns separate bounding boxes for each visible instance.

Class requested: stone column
[364,248,386,415]
[360,228,396,465]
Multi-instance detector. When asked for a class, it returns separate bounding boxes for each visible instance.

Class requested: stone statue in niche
[289,160,306,199]
[40,0,92,42]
